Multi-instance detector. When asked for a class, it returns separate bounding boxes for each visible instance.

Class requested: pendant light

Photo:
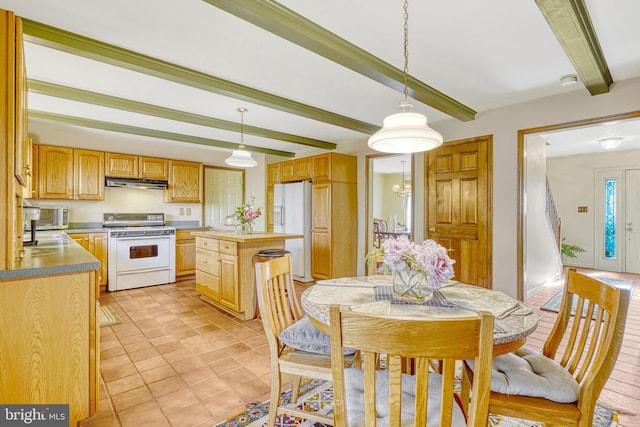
[392,160,411,198]
[368,0,443,154]
[225,107,257,168]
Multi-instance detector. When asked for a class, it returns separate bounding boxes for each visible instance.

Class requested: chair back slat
[330,305,494,427]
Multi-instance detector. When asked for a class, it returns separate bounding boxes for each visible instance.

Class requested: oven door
[114,235,171,272]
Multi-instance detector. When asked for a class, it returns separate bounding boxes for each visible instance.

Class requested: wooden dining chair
[329,304,494,427]
[482,268,632,427]
[255,256,357,426]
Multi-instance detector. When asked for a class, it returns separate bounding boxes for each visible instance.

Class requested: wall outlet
[179,208,184,215]
[186,208,191,215]
[577,206,588,213]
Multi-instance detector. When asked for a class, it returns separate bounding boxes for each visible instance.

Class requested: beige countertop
[191,230,303,243]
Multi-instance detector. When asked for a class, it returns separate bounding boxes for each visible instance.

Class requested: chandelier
[225,107,257,168]
[368,0,443,153]
[392,160,411,197]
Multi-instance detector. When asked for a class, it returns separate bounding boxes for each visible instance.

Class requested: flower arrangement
[368,236,455,292]
[236,196,262,232]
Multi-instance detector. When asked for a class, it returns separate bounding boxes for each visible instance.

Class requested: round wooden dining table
[301,275,539,356]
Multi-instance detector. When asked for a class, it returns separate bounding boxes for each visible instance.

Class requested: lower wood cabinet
[176,229,198,277]
[194,232,288,320]
[69,232,108,291]
[0,270,99,426]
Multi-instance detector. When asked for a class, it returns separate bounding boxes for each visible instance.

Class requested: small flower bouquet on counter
[367,236,455,302]
[236,196,262,233]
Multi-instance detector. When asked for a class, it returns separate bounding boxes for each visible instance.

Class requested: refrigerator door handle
[274,205,284,227]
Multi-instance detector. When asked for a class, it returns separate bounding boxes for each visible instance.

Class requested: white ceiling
[1,0,639,167]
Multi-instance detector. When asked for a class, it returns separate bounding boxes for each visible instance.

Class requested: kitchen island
[192,230,302,320]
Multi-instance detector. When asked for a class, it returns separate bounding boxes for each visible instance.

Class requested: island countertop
[191,230,303,243]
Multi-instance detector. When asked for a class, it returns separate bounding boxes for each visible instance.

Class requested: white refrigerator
[273,181,313,282]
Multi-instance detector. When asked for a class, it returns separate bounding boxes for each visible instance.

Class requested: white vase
[392,270,432,302]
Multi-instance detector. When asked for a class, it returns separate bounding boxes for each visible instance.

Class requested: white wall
[547,148,640,269]
[524,135,562,297]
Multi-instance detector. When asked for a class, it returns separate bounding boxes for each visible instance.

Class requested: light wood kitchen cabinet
[36,145,105,200]
[0,270,99,427]
[70,232,108,290]
[139,156,169,180]
[194,231,297,320]
[105,152,138,178]
[266,163,280,232]
[105,152,168,180]
[176,229,198,277]
[14,18,29,191]
[164,159,203,203]
[280,157,312,182]
[37,145,74,199]
[266,153,357,280]
[311,167,358,279]
[75,149,105,200]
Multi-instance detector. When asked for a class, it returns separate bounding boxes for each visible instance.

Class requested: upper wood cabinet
[74,149,105,200]
[36,145,104,200]
[105,152,168,180]
[312,152,358,183]
[164,160,202,203]
[37,145,74,199]
[139,156,168,180]
[280,157,312,182]
[105,152,137,178]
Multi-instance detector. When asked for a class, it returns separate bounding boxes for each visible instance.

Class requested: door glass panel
[605,178,617,259]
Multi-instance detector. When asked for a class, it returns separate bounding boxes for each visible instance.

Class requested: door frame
[517,110,640,300]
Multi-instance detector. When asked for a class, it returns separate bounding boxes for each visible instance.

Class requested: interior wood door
[426,136,492,288]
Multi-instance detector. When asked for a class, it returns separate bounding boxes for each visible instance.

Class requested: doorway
[365,153,413,271]
[518,110,640,300]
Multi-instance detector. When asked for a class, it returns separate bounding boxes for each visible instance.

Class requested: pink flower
[373,237,455,288]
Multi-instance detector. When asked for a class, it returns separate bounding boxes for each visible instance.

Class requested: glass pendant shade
[368,108,443,153]
[225,145,257,167]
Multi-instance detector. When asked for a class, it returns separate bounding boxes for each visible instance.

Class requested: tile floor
[81,270,640,427]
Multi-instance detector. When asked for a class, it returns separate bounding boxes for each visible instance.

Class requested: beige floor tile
[139,364,177,384]
[118,400,165,427]
[147,375,188,398]
[165,402,212,427]
[156,388,199,416]
[106,373,146,396]
[110,385,154,412]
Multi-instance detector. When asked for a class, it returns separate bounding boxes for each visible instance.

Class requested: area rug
[541,277,636,315]
[99,305,122,327]
[214,379,618,427]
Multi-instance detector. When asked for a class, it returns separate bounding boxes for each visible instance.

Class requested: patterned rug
[214,379,618,427]
[99,305,122,327]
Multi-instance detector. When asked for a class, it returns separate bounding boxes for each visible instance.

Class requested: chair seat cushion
[278,315,356,355]
[489,347,580,403]
[343,368,467,427]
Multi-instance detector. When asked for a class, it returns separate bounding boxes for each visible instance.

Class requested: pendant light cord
[237,107,247,149]
[403,0,409,102]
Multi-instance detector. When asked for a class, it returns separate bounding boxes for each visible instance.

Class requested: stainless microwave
[26,207,69,230]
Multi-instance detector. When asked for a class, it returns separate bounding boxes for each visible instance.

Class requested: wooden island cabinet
[193,231,302,320]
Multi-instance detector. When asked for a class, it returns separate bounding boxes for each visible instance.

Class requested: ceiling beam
[21,19,378,135]
[202,0,477,122]
[535,0,613,95]
[28,110,296,157]
[28,79,336,150]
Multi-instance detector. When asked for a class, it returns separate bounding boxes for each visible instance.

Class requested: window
[604,178,617,259]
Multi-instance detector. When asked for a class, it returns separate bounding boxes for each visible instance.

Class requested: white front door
[625,169,640,273]
[595,168,640,273]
